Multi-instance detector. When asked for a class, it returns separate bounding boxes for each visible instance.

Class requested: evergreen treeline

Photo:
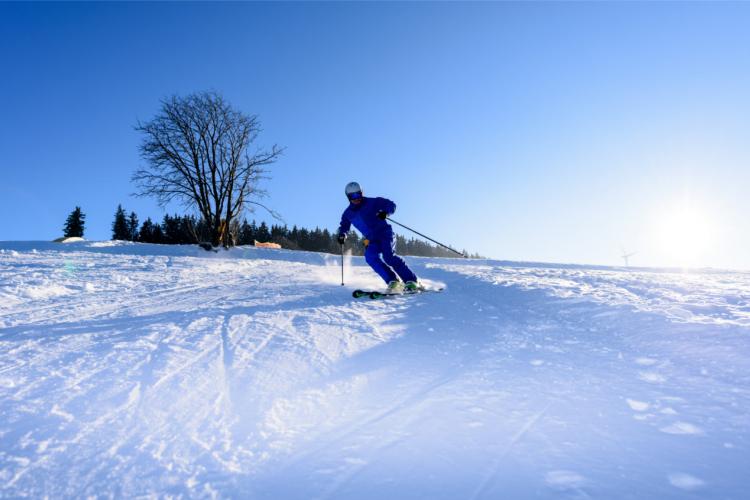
[111,206,479,258]
[113,211,208,245]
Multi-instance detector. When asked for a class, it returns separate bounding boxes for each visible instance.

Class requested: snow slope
[1,241,749,498]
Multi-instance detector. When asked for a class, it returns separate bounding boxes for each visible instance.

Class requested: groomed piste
[1,241,749,498]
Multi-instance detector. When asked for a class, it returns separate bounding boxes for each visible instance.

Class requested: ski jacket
[338,196,396,241]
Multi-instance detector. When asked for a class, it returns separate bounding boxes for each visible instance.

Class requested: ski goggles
[347,191,363,201]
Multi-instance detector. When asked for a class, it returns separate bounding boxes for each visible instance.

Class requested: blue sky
[1,2,749,269]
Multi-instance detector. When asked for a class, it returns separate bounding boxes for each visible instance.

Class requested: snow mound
[53,236,85,243]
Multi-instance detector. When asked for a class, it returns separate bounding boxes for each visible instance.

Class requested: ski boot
[387,280,404,293]
[404,280,423,293]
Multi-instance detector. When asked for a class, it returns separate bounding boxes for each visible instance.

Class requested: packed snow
[1,241,749,498]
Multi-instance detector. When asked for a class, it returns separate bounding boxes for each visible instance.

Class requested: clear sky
[1,2,749,269]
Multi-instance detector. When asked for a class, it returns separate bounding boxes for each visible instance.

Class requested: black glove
[337,233,346,245]
[376,211,388,220]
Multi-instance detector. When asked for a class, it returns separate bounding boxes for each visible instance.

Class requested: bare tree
[133,91,283,247]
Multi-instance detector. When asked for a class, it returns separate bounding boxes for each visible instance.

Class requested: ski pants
[365,231,417,284]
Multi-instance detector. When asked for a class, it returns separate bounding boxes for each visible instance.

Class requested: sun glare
[654,201,716,268]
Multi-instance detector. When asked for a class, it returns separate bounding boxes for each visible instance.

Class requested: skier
[337,181,421,293]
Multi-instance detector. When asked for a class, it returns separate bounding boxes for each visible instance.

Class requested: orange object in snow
[254,240,281,249]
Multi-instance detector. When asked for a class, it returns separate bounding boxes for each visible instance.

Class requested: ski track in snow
[1,241,749,498]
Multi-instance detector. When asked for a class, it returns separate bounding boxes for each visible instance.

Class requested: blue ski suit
[338,197,418,285]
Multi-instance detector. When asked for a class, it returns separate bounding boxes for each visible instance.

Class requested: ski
[352,287,444,299]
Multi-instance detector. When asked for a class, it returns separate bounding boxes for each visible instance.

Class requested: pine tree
[256,222,271,243]
[297,227,310,250]
[112,205,130,240]
[162,214,181,244]
[178,215,195,244]
[139,218,156,242]
[321,229,332,253]
[238,219,254,245]
[152,224,165,243]
[270,224,283,241]
[128,212,139,241]
[194,217,210,243]
[63,206,86,238]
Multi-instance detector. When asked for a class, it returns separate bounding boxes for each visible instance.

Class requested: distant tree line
[110,205,480,258]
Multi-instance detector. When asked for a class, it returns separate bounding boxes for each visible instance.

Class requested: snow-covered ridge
[1,241,749,498]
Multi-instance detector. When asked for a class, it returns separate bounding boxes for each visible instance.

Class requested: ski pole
[340,243,345,285]
[386,217,467,258]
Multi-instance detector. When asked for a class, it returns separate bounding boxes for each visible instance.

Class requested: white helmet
[345,181,363,200]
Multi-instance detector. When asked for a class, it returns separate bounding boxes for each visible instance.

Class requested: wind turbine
[621,247,637,267]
